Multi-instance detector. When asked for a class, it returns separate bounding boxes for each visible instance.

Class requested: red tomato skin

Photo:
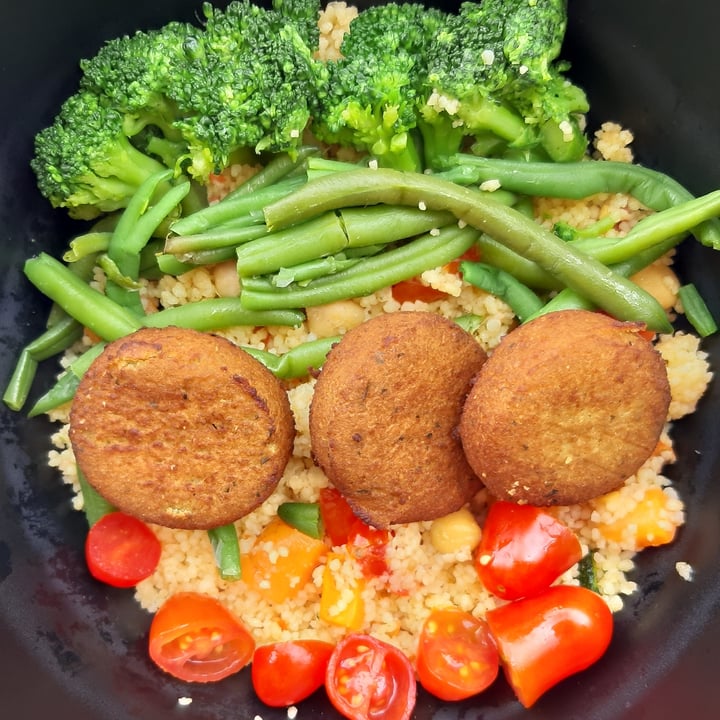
[319,488,391,578]
[416,609,499,701]
[486,585,613,708]
[85,511,161,588]
[149,592,255,683]
[474,501,583,600]
[252,640,335,707]
[326,633,417,720]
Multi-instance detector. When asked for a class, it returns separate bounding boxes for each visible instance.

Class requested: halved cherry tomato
[319,488,391,578]
[391,278,448,304]
[416,608,499,701]
[252,639,335,707]
[84,511,161,587]
[486,585,613,708]
[326,633,416,720]
[148,592,255,683]
[473,501,582,600]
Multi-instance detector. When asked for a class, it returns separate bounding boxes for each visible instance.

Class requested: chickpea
[429,507,482,554]
[212,260,241,298]
[630,261,680,312]
[306,300,366,338]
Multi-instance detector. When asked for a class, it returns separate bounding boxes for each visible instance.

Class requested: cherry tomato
[326,633,416,720]
[391,278,448,304]
[149,592,255,683]
[319,488,391,578]
[486,585,613,708]
[252,639,335,707]
[474,501,582,600]
[85,511,161,587]
[416,608,499,701]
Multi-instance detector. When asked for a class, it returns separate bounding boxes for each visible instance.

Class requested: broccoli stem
[240,223,479,310]
[24,253,143,341]
[437,154,720,249]
[262,168,672,331]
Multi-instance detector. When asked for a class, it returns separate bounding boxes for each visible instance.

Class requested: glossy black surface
[1,1,719,718]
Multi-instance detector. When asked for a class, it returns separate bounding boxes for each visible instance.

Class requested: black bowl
[2,1,719,718]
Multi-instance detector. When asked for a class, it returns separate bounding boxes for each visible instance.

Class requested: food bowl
[1,1,719,718]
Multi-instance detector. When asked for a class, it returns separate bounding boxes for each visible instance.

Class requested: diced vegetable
[319,551,366,630]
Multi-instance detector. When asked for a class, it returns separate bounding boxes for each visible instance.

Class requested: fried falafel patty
[459,309,671,506]
[69,326,294,529]
[309,311,487,528]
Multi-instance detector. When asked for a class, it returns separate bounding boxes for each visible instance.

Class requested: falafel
[69,326,294,529]
[459,309,671,506]
[309,311,487,527]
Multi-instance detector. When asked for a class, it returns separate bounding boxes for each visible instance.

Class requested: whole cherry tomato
[326,633,416,720]
[474,501,583,600]
[486,585,613,708]
[149,592,255,683]
[252,639,335,707]
[319,488,391,578]
[85,511,161,587]
[416,608,499,701]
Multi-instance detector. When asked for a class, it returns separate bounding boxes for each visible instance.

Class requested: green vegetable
[277,502,324,539]
[243,336,339,379]
[678,284,718,337]
[262,168,672,331]
[77,465,116,527]
[437,154,720,249]
[578,552,599,593]
[460,261,544,322]
[207,523,243,581]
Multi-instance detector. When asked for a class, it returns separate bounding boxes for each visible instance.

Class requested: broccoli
[79,22,202,145]
[310,2,446,172]
[419,0,588,168]
[170,0,326,181]
[272,0,322,49]
[31,90,171,219]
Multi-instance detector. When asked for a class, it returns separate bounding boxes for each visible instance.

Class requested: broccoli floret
[311,2,446,172]
[420,0,588,168]
[493,0,589,161]
[31,90,171,219]
[79,22,202,145]
[272,0,321,49]
[169,0,326,181]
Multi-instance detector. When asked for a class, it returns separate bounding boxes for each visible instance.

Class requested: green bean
[224,146,318,200]
[460,261,545,322]
[437,154,720,249]
[24,253,142,340]
[277,502,323,539]
[678,284,718,337]
[2,351,38,412]
[77,465,115,527]
[240,224,479,311]
[28,343,106,417]
[164,218,267,255]
[155,247,238,274]
[271,254,360,287]
[263,169,672,331]
[339,205,454,244]
[242,336,339,379]
[63,231,112,262]
[207,524,242,581]
[170,174,306,236]
[573,189,720,264]
[141,298,304,331]
[236,212,348,278]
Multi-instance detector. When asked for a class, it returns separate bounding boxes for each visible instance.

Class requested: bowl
[2,1,719,718]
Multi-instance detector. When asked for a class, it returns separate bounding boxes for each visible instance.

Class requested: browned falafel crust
[459,309,671,506]
[309,311,487,528]
[69,326,294,529]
